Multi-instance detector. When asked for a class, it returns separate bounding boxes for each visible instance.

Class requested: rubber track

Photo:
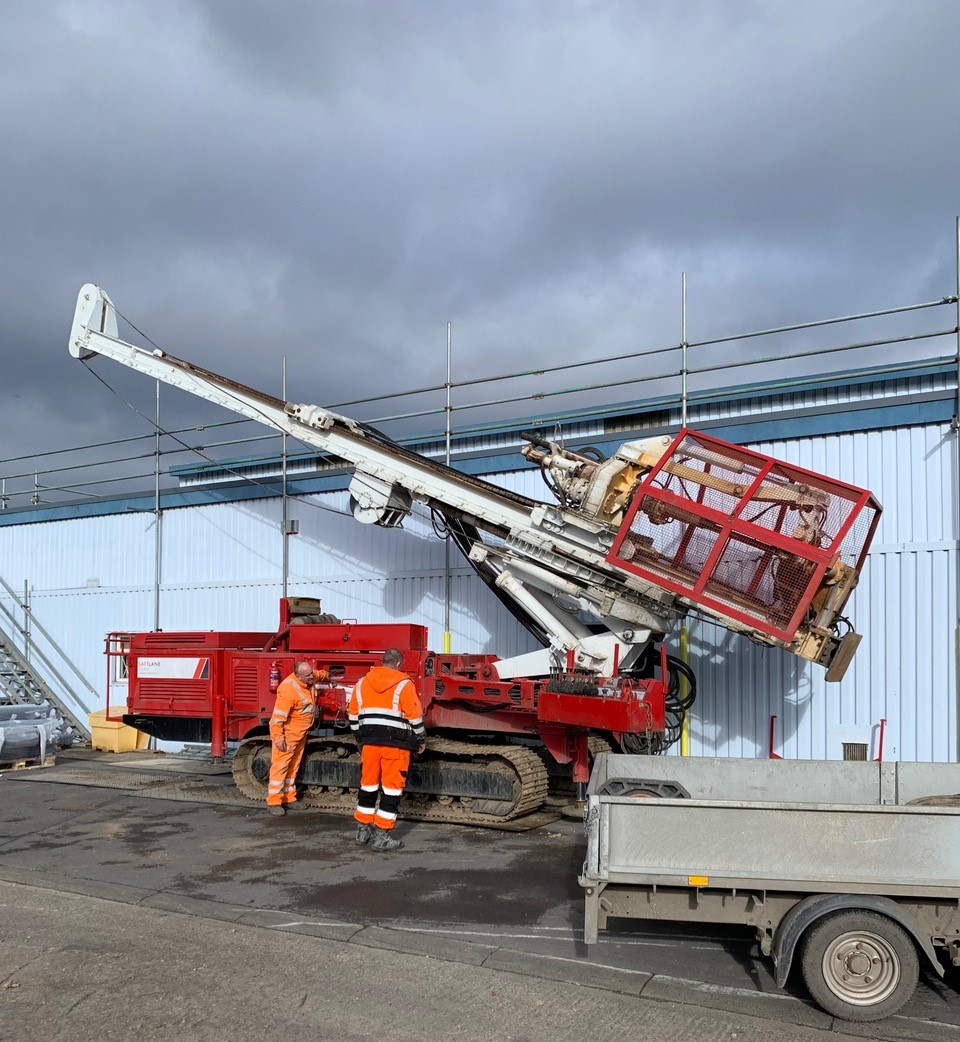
[232,735,550,825]
[231,739,272,803]
[587,735,613,759]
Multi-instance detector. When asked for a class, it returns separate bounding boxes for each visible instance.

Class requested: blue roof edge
[1,385,953,527]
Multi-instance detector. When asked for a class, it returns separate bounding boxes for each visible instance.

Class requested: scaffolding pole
[443,321,452,655]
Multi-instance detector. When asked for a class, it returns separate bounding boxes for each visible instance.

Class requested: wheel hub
[824,933,897,1003]
[250,750,271,784]
[844,950,872,977]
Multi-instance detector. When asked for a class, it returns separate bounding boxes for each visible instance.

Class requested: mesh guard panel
[606,430,881,642]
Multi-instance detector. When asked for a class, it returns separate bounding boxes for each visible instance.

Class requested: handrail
[0,573,96,728]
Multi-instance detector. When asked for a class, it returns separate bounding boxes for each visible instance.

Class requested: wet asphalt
[2,750,960,1040]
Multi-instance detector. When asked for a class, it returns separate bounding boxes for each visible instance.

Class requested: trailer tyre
[799,910,919,1022]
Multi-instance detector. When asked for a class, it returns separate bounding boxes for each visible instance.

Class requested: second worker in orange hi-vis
[267,660,319,816]
[348,647,426,852]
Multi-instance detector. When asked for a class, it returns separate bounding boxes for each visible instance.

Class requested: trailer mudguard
[773,892,942,988]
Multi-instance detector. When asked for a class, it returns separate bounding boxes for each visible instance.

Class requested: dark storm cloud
[1,0,958,498]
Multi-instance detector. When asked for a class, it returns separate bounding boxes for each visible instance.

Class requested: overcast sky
[1,0,958,504]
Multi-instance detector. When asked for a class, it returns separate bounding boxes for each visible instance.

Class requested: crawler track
[232,734,550,826]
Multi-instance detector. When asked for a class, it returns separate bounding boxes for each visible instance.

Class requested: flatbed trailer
[580,754,960,1021]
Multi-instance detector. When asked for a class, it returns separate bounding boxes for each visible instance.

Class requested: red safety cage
[607,429,881,642]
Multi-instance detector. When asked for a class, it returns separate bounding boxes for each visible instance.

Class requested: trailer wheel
[799,910,919,1022]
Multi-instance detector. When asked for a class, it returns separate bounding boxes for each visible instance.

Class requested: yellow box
[88,706,150,753]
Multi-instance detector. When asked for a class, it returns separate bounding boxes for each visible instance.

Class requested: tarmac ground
[2,749,960,1041]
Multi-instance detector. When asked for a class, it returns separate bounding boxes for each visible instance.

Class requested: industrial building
[1,339,956,764]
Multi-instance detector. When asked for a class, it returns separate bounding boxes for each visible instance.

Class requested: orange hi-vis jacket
[267,672,316,807]
[348,666,425,751]
[269,673,317,746]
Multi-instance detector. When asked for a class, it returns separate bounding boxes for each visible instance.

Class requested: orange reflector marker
[688,875,709,887]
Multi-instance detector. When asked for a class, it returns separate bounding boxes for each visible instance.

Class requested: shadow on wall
[684,619,814,757]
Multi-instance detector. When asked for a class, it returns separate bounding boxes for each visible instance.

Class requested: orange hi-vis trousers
[354,745,411,830]
[268,673,316,807]
[267,727,312,806]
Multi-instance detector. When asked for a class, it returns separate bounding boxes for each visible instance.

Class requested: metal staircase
[0,576,93,741]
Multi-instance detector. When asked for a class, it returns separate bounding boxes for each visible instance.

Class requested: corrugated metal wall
[0,420,956,763]
[682,422,958,762]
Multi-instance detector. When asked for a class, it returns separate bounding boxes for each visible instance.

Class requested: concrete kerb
[835,1016,960,1042]
[641,975,834,1031]
[0,862,832,1030]
[0,864,157,906]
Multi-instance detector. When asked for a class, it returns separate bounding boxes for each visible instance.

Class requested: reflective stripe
[375,809,398,822]
[357,677,413,715]
[353,673,423,744]
[359,784,380,793]
[381,786,403,797]
[356,712,408,729]
[357,707,406,720]
[271,715,286,722]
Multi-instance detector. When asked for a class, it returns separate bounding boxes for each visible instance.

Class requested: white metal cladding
[0,486,545,703]
[682,541,957,763]
[672,421,958,763]
[0,419,955,765]
[749,426,955,545]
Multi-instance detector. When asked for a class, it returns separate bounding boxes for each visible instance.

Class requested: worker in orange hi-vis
[348,647,426,852]
[267,660,320,816]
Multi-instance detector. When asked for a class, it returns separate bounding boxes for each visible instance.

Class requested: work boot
[370,826,403,852]
[267,804,286,816]
[285,801,310,812]
[355,823,374,845]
